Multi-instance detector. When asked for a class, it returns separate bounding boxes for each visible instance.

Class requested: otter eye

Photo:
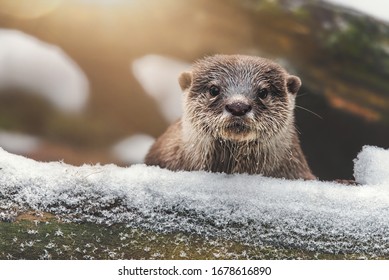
[258,88,269,99]
[209,85,221,97]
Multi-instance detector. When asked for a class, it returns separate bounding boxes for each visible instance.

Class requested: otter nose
[225,102,252,116]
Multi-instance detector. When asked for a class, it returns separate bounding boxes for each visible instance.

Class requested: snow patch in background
[0,130,41,154]
[1,146,389,256]
[112,134,155,164]
[325,0,389,23]
[0,29,89,113]
[132,55,190,123]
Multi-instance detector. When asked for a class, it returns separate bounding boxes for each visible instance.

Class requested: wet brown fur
[145,55,315,180]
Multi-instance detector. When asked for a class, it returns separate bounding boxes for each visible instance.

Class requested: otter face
[179,55,301,142]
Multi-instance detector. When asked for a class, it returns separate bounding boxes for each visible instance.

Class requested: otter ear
[286,75,301,95]
[178,71,192,91]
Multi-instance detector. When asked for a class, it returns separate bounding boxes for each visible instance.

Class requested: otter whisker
[295,105,322,119]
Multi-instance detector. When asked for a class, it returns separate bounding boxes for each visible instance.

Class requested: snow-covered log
[1,146,389,259]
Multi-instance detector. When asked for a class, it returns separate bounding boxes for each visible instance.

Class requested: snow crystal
[0,29,89,113]
[112,134,155,164]
[1,146,389,256]
[131,54,190,123]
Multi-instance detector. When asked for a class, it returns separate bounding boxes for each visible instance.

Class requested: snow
[354,146,389,185]
[131,55,190,123]
[0,29,89,113]
[325,0,389,23]
[1,145,389,256]
[0,130,41,154]
[112,134,155,164]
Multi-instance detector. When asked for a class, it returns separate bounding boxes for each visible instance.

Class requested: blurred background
[0,0,388,180]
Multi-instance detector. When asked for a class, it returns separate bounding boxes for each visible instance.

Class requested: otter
[145,54,315,180]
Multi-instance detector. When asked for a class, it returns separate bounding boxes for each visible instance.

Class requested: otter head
[179,55,301,142]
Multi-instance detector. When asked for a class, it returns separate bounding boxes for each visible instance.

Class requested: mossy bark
[0,212,377,260]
